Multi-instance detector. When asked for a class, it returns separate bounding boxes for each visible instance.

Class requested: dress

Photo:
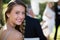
[42,5,55,37]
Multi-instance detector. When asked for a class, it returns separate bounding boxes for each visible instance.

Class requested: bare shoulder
[7,30,23,40]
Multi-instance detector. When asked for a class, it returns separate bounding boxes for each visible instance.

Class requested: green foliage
[38,3,46,21]
[22,0,30,4]
[40,3,46,17]
[2,4,7,26]
[3,0,11,3]
[3,0,30,4]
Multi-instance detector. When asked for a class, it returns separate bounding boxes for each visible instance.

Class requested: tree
[0,0,4,26]
[22,0,30,4]
[3,0,11,3]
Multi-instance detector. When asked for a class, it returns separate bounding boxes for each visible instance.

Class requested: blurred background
[0,0,60,40]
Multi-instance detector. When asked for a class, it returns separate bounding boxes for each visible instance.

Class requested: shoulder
[7,30,23,40]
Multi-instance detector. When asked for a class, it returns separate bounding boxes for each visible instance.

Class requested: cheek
[10,14,17,21]
[22,15,25,19]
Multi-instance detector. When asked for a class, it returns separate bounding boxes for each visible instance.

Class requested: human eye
[16,11,20,14]
[22,12,25,15]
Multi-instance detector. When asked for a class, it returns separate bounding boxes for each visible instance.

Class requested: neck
[6,20,16,30]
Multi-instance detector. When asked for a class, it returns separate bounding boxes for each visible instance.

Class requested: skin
[7,5,25,26]
[58,1,60,5]
[47,2,54,8]
[29,9,35,18]
[1,5,25,40]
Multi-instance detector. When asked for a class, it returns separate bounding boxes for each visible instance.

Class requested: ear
[6,13,10,18]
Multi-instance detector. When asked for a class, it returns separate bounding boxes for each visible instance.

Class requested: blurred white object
[24,38,40,40]
[39,0,58,3]
[47,0,58,2]
[30,0,40,15]
[42,4,55,37]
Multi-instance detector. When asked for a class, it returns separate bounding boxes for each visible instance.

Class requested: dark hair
[5,0,27,21]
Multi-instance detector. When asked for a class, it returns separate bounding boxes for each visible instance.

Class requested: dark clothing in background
[54,3,60,40]
[24,16,47,40]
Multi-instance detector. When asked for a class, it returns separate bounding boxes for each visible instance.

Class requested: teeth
[17,20,22,22]
[17,19,23,22]
[18,20,21,21]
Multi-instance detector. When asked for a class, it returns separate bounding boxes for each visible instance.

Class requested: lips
[16,19,23,23]
[17,20,22,22]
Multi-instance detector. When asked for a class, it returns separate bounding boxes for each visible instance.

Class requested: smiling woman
[0,0,26,40]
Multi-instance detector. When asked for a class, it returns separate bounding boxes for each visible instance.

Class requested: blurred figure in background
[27,5,35,18]
[24,5,47,40]
[41,2,55,40]
[54,0,60,40]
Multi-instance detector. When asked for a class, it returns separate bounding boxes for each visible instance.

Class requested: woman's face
[58,1,60,5]
[48,2,54,8]
[7,5,25,25]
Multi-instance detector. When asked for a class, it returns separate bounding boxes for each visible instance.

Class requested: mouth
[16,19,24,23]
[17,19,22,22]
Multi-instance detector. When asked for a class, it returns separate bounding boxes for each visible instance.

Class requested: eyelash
[16,12,25,15]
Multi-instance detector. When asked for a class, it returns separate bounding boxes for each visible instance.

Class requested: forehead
[12,5,25,11]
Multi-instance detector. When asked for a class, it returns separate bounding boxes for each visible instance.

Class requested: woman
[42,2,55,39]
[0,0,26,40]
